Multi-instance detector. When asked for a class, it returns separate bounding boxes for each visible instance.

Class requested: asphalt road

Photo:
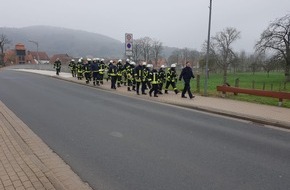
[1,70,290,190]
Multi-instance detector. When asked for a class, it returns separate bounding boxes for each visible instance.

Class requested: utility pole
[204,0,213,96]
[29,40,39,64]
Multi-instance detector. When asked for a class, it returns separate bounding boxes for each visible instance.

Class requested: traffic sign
[126,42,133,51]
[126,50,133,56]
[125,33,133,42]
[125,33,133,55]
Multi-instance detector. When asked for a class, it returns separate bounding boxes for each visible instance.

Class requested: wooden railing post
[235,78,239,87]
[234,78,239,95]
[196,74,200,93]
[263,82,265,90]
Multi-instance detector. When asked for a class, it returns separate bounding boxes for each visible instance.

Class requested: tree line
[203,14,290,84]
[130,14,290,83]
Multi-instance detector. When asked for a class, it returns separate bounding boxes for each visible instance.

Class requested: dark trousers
[165,81,178,94]
[117,75,122,86]
[56,68,60,75]
[136,81,146,94]
[165,81,177,90]
[159,82,164,91]
[71,70,76,77]
[85,72,90,83]
[182,82,193,98]
[111,76,117,89]
[99,74,104,84]
[93,72,98,85]
[149,84,158,96]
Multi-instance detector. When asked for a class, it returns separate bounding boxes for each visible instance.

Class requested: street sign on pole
[125,33,133,56]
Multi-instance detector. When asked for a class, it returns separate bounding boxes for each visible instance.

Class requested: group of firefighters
[55,57,194,98]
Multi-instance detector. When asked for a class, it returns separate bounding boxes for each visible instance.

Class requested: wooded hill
[0,25,177,59]
[0,25,124,58]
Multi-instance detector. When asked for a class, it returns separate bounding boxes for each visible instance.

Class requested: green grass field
[176,71,290,108]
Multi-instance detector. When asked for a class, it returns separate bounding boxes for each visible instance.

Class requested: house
[27,51,50,64]
[4,43,50,65]
[50,54,72,64]
[4,43,27,65]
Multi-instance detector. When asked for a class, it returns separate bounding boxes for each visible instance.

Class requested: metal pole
[204,0,212,96]
[36,42,39,64]
[29,40,39,64]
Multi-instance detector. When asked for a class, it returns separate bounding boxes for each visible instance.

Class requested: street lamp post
[204,0,213,96]
[28,40,39,64]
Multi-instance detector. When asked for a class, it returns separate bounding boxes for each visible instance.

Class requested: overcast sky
[2,0,290,52]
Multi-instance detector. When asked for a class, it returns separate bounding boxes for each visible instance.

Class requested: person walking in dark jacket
[179,61,195,99]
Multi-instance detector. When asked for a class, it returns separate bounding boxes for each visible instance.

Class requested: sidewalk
[0,102,92,190]
[1,69,289,190]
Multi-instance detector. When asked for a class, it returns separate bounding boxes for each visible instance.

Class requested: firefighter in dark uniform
[116,59,123,87]
[123,59,131,86]
[149,68,159,97]
[106,60,113,81]
[134,62,147,95]
[53,58,61,75]
[91,58,99,86]
[126,61,135,91]
[130,61,136,91]
[164,63,179,94]
[158,65,166,94]
[99,58,106,85]
[108,60,117,89]
[87,58,92,82]
[84,59,92,84]
[76,58,84,80]
[68,59,76,77]
[145,64,152,90]
[179,61,195,99]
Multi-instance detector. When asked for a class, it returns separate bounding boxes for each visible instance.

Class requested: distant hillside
[0,25,124,58]
[0,25,180,59]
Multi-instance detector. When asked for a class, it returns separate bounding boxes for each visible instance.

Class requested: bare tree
[188,50,200,64]
[180,48,190,66]
[139,37,152,62]
[0,34,11,66]
[262,57,278,78]
[248,53,263,75]
[168,49,181,65]
[132,39,143,63]
[211,27,241,84]
[200,41,218,74]
[151,39,163,67]
[237,50,247,72]
[255,14,290,81]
